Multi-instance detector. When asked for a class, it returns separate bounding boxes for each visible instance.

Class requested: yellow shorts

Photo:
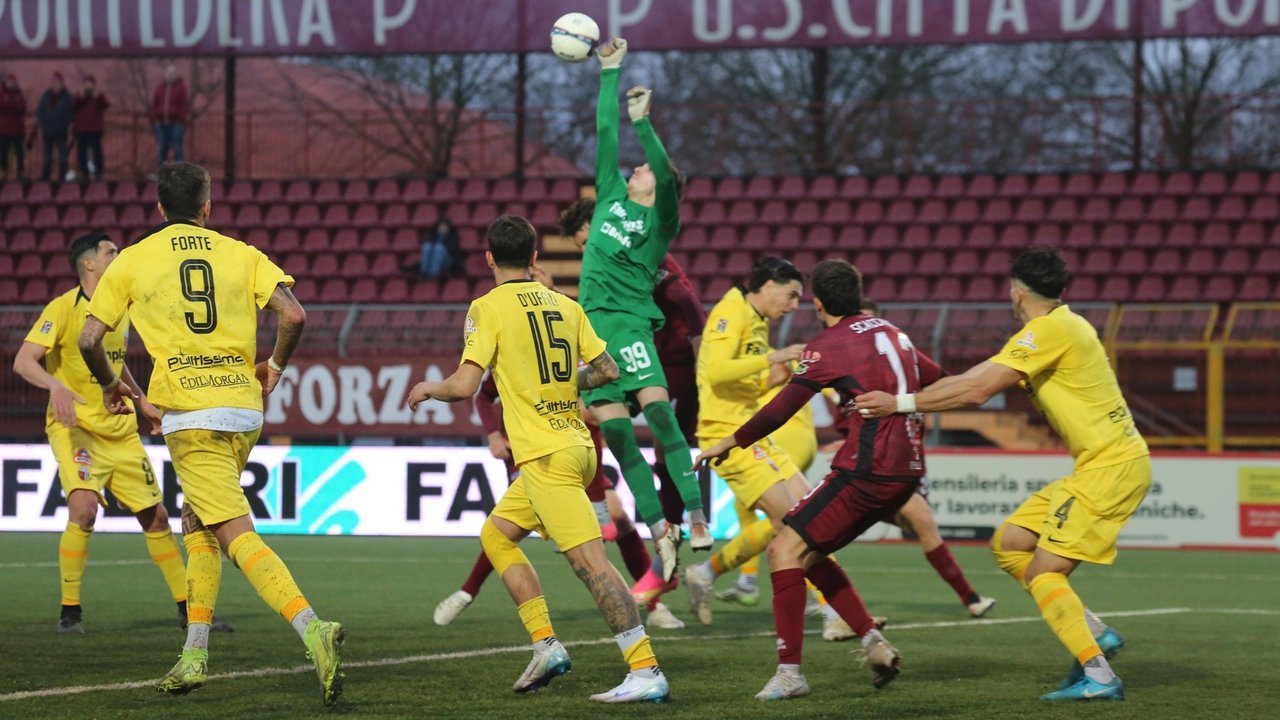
[770,424,817,474]
[165,428,261,526]
[492,445,601,553]
[1006,455,1152,565]
[702,435,800,510]
[49,426,162,513]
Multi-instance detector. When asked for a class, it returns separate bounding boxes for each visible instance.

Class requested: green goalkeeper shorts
[582,310,669,407]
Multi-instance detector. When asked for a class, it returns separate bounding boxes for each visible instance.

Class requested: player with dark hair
[817,298,996,621]
[576,39,710,577]
[408,214,670,703]
[856,247,1149,701]
[682,257,812,626]
[13,231,231,636]
[558,197,706,610]
[696,259,937,698]
[79,161,343,703]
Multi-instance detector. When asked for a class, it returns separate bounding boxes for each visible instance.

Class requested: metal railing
[3,302,1277,449]
[16,93,1280,181]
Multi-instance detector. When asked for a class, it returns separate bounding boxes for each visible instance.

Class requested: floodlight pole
[811,47,829,174]
[225,55,237,180]
[514,0,527,178]
[1131,36,1144,169]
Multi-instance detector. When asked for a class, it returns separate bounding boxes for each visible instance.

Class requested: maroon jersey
[474,373,502,435]
[735,314,945,479]
[652,254,706,366]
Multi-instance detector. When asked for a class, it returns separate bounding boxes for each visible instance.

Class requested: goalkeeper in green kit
[580,38,711,579]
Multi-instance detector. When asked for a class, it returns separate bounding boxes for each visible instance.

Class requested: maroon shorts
[784,469,920,555]
[663,361,698,441]
[585,424,614,502]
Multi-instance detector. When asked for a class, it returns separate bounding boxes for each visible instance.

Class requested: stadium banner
[0,443,662,537]
[261,358,484,438]
[806,449,1280,551]
[5,0,1280,59]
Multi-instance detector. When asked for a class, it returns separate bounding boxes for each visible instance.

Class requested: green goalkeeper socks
[641,401,704,512]
[599,418,665,526]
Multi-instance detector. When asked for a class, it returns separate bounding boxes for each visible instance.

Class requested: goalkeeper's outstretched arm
[629,86,679,241]
[594,38,628,201]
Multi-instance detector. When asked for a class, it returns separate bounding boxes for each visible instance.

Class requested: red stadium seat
[381,278,409,303]
[934,175,965,198]
[1029,175,1062,197]
[1097,173,1128,196]
[459,180,488,203]
[225,181,254,204]
[708,227,738,250]
[1064,223,1096,248]
[741,227,771,250]
[822,201,852,224]
[791,201,820,224]
[679,227,709,249]
[871,176,900,198]
[1200,222,1232,248]
[1047,198,1078,222]
[1146,198,1179,222]
[902,226,931,249]
[15,254,45,276]
[839,176,869,199]
[322,205,352,228]
[1214,197,1247,222]
[431,179,460,202]
[685,178,715,201]
[516,179,549,203]
[272,229,300,252]
[341,253,371,279]
[1238,276,1270,301]
[1167,276,1200,302]
[726,201,757,225]
[964,276,999,301]
[759,201,788,224]
[410,203,439,229]
[1202,276,1235,302]
[1180,197,1212,222]
[490,179,519,203]
[118,205,146,228]
[31,206,60,230]
[1096,223,1127,248]
[0,181,24,203]
[351,203,380,228]
[331,230,360,253]
[370,180,400,203]
[1113,198,1143,222]
[899,277,929,301]
[689,251,720,277]
[883,251,915,276]
[1256,249,1280,273]
[745,177,775,200]
[1132,223,1163,248]
[836,226,866,249]
[284,181,312,203]
[966,224,995,248]
[931,277,963,301]
[302,229,331,253]
[773,226,802,249]
[391,229,419,253]
[294,204,322,227]
[1115,249,1147,275]
[1080,199,1110,222]
[1163,172,1194,195]
[950,250,980,275]
[312,253,340,278]
[282,254,309,277]
[869,226,898,249]
[1031,224,1063,246]
[1184,249,1215,274]
[1234,223,1265,247]
[981,199,1012,223]
[950,199,980,224]
[89,205,118,227]
[530,203,559,228]
[934,225,963,249]
[1249,197,1280,221]
[53,183,81,205]
[410,281,440,303]
[1062,174,1094,197]
[1218,249,1251,274]
[313,181,342,204]
[1149,249,1183,274]
[1126,173,1158,196]
[715,178,745,200]
[318,278,349,303]
[238,204,267,229]
[918,199,947,224]
[243,229,270,250]
[723,253,752,276]
[1014,199,1044,223]
[806,226,835,250]
[23,278,52,303]
[400,180,429,204]
[1166,223,1197,247]
[697,202,726,225]
[1100,276,1134,301]
[852,251,882,275]
[998,175,1029,197]
[369,253,401,278]
[865,276,897,300]
[777,177,808,200]
[966,175,996,197]
[1081,249,1114,275]
[380,203,408,228]
[349,279,378,303]
[853,201,882,224]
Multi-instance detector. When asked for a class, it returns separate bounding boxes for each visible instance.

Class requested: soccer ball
[550,12,599,63]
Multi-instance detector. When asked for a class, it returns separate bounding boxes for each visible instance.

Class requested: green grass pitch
[2,533,1278,719]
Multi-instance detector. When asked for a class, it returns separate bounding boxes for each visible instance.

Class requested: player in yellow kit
[857,247,1150,702]
[407,215,670,704]
[683,257,813,626]
[78,161,344,705]
[13,231,230,635]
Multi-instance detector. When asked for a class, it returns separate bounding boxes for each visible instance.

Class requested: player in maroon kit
[695,260,937,700]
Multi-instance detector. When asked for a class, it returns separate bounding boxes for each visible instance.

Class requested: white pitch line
[2,606,1236,703]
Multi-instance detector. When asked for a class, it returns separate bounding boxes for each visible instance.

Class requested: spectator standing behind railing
[35,72,74,181]
[0,74,26,180]
[72,75,108,182]
[152,64,188,168]
[418,217,462,278]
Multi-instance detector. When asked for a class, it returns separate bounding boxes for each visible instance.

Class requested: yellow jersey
[697,287,772,438]
[991,305,1148,472]
[460,280,608,466]
[25,286,136,440]
[87,221,292,413]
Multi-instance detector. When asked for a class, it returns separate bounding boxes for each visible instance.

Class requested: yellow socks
[58,522,92,606]
[991,525,1033,589]
[709,518,777,577]
[517,596,555,643]
[183,529,222,625]
[734,499,761,577]
[145,528,188,603]
[1029,572,1102,665]
[616,626,658,672]
[227,532,309,622]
